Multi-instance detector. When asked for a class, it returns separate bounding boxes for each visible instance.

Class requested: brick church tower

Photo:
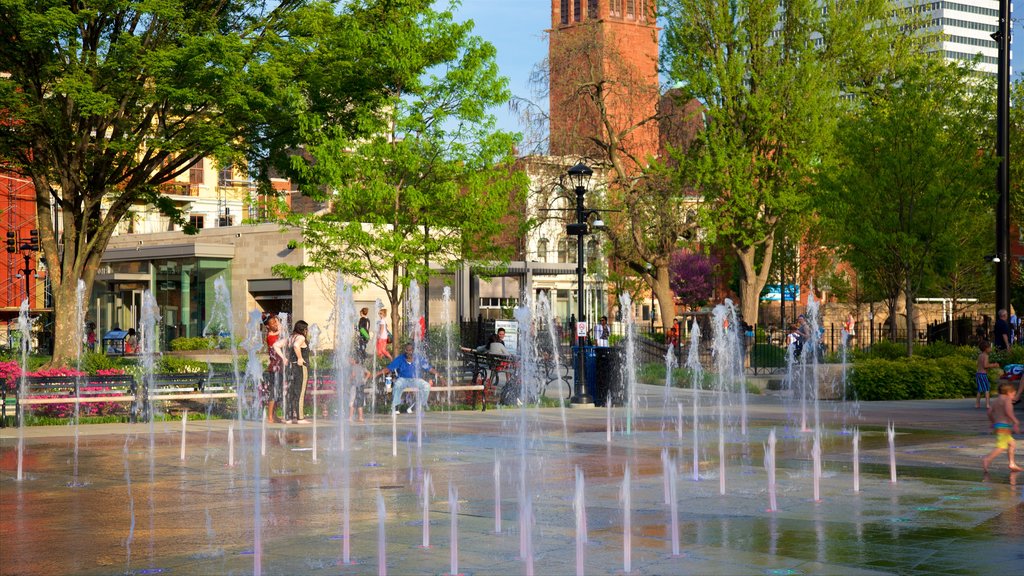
[548,1,660,165]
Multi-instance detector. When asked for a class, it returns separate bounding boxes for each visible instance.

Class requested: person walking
[357,307,371,362]
[376,308,393,361]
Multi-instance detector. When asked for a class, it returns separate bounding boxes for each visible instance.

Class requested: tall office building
[924,0,1003,75]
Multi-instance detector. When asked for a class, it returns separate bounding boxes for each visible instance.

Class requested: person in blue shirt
[375,342,442,414]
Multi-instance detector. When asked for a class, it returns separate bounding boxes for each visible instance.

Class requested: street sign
[576,322,588,337]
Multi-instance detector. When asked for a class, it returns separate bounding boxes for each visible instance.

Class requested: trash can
[572,346,598,402]
[594,346,624,407]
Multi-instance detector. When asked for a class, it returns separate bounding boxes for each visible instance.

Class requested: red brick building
[1,172,44,324]
[548,0,660,165]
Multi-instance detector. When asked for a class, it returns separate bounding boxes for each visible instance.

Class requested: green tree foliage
[0,0,445,364]
[818,60,995,356]
[660,0,917,324]
[271,5,527,342]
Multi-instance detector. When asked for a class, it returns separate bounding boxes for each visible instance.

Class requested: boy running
[982,382,1022,473]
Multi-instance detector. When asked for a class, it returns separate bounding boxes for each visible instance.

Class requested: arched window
[537,238,549,262]
[568,238,578,263]
[557,238,569,263]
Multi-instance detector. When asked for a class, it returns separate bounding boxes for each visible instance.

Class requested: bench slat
[21,396,136,405]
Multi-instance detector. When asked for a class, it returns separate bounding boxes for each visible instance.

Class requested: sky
[452,0,1024,138]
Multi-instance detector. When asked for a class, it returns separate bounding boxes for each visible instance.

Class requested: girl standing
[287,320,310,423]
[262,316,286,423]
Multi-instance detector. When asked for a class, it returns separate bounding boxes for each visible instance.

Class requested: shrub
[849,356,974,401]
[928,356,976,397]
[170,336,215,351]
[988,346,1024,366]
[157,355,207,374]
[856,340,906,360]
[915,341,958,359]
[81,351,129,374]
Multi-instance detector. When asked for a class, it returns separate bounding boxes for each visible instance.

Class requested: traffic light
[19,229,38,252]
[5,231,15,253]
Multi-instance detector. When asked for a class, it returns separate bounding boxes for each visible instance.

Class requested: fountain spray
[421,470,433,548]
[16,298,32,481]
[887,422,897,484]
[812,430,822,503]
[712,300,738,495]
[72,280,86,486]
[621,462,633,573]
[180,409,188,461]
[308,323,321,462]
[449,482,460,576]
[377,489,387,576]
[332,275,357,565]
[766,428,778,512]
[686,321,704,482]
[669,457,681,557]
[574,464,588,575]
[239,309,266,576]
[853,428,860,493]
[619,292,638,434]
[494,452,502,534]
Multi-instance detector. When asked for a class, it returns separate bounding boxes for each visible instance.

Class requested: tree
[271,6,527,347]
[818,60,995,355]
[661,0,917,324]
[669,249,718,309]
[0,0,442,364]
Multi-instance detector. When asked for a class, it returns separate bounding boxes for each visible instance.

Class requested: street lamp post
[994,0,1010,315]
[567,162,595,407]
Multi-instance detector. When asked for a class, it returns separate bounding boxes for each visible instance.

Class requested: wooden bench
[1,372,242,425]
[460,350,514,410]
[1,374,137,426]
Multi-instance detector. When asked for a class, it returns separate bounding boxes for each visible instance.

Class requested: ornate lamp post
[567,162,596,407]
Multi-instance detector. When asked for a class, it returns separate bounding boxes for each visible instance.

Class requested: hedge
[849,356,977,401]
[169,336,242,351]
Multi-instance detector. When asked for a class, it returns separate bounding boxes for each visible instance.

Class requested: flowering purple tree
[669,250,719,308]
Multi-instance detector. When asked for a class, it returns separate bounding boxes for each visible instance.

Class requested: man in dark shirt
[994,309,1011,351]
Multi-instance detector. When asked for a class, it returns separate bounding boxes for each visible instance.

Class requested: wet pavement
[1,385,1021,575]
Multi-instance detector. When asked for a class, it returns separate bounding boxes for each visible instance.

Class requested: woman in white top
[376,308,393,360]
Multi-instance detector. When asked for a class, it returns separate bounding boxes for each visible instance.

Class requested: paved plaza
[1,385,1022,575]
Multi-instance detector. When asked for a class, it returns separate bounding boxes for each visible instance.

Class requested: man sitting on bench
[375,342,442,414]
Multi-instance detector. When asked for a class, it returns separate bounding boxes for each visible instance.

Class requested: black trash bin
[571,346,598,402]
[594,346,624,407]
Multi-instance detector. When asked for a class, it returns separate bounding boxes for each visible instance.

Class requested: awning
[102,243,234,263]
